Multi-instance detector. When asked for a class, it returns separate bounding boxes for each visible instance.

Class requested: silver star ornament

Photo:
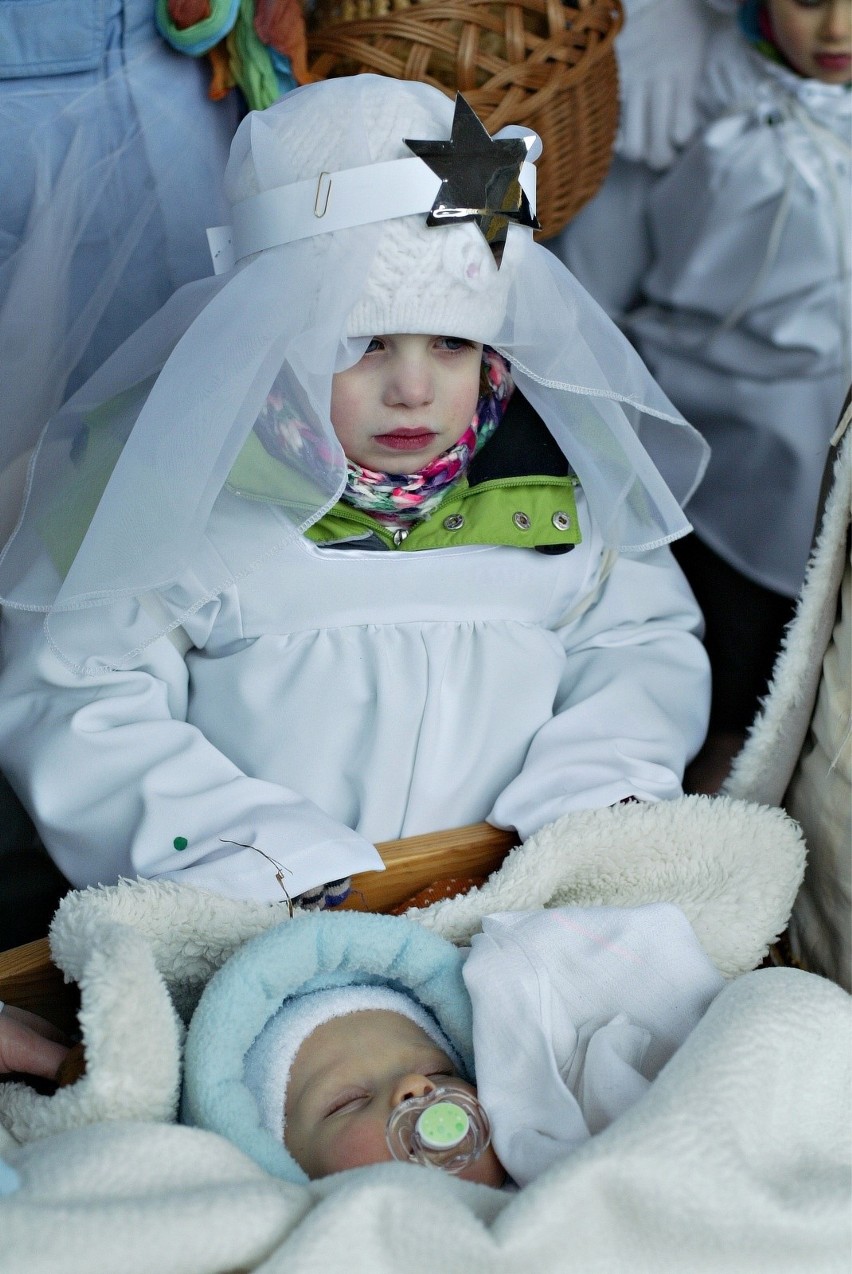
[405,94,540,252]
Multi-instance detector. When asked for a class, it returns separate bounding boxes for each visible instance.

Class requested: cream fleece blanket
[725,414,852,988]
[1,794,850,1272]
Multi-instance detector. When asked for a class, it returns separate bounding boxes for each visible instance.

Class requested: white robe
[0,486,709,900]
[553,23,851,596]
[628,30,850,596]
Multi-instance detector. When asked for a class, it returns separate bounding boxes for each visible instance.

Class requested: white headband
[208,126,540,275]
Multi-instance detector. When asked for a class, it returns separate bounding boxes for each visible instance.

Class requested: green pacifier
[386,1086,491,1173]
[415,1100,471,1150]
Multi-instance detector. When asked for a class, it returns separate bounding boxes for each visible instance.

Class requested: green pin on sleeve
[173,836,188,851]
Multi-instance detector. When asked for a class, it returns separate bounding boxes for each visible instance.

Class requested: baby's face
[330,334,484,471]
[284,1009,505,1187]
[766,0,851,83]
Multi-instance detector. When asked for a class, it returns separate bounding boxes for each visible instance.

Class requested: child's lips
[815,52,851,72]
[375,429,437,452]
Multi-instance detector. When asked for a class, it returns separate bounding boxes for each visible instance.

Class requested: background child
[554,0,851,784]
[0,0,244,947]
[183,907,725,1188]
[0,76,711,908]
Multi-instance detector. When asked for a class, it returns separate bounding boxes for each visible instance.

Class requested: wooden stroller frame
[0,823,515,1033]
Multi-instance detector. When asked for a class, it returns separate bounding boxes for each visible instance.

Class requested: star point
[404,94,540,252]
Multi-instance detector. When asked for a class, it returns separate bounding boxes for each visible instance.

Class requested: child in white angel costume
[0,76,711,908]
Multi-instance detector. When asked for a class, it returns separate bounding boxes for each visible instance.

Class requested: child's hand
[615,0,722,168]
[0,1004,71,1080]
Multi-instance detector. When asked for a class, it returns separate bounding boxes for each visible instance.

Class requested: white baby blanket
[464,904,725,1185]
[1,968,849,1274]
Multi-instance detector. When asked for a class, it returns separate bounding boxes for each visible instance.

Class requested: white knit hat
[243,984,465,1144]
[345,211,509,343]
[224,76,512,343]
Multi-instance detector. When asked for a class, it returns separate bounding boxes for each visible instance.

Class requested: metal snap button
[512,511,531,531]
[551,511,572,531]
[443,514,465,531]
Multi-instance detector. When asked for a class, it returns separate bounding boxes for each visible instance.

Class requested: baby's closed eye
[323,1089,373,1118]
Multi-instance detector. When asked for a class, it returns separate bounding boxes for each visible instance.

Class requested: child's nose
[385,358,433,408]
[390,1072,438,1108]
[822,1,851,40]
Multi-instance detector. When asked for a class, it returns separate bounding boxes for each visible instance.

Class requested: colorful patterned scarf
[254,347,513,525]
[342,347,514,529]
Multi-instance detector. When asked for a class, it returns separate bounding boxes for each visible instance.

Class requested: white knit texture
[225,77,512,342]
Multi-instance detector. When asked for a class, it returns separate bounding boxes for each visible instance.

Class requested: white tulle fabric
[0,76,709,670]
[0,12,239,451]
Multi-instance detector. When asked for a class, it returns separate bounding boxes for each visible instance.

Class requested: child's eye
[435,337,473,353]
[364,338,385,354]
[423,1057,458,1079]
[324,1090,370,1118]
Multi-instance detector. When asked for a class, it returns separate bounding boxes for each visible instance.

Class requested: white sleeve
[0,604,383,902]
[489,544,710,838]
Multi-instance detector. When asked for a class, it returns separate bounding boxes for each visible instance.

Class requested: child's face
[765,0,851,83]
[284,1009,506,1187]
[330,334,484,471]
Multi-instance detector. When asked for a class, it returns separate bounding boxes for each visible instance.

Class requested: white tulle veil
[0,75,709,671]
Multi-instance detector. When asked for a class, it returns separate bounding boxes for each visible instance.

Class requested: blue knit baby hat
[182,910,474,1182]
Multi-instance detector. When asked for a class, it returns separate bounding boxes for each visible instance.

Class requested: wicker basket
[306,0,623,239]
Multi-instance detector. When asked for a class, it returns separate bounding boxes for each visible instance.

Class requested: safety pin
[219,837,295,916]
[314,172,332,218]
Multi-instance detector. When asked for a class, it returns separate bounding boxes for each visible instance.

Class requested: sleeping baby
[182,904,724,1188]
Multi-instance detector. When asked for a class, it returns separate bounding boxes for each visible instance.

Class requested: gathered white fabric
[463,904,725,1186]
[624,29,851,595]
[0,74,709,672]
[554,16,850,596]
